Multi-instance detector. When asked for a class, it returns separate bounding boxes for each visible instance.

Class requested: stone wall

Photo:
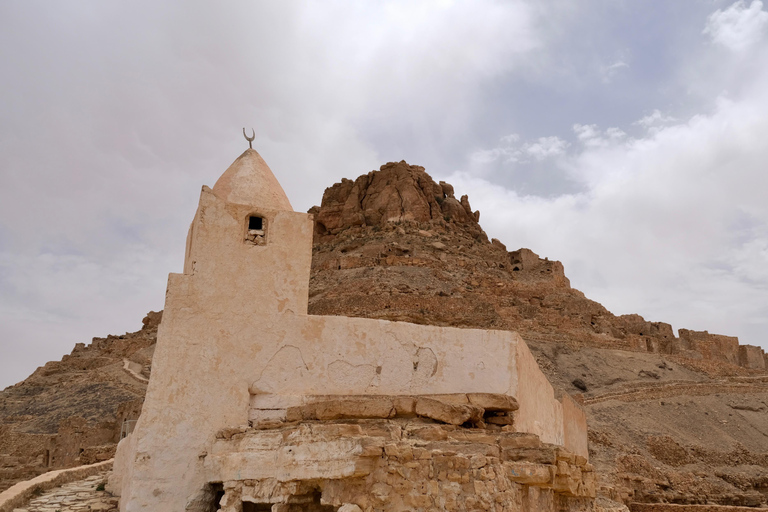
[205,419,595,512]
[737,345,766,370]
[0,459,112,512]
[678,330,740,366]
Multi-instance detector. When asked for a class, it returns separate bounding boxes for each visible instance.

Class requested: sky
[1,0,767,389]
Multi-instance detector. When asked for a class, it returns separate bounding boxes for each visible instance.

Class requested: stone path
[12,471,117,512]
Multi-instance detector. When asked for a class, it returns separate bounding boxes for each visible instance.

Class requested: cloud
[0,0,547,388]
[704,0,768,52]
[452,74,768,351]
[524,136,571,160]
[635,109,678,130]
[471,134,569,165]
[599,59,629,82]
[572,124,627,148]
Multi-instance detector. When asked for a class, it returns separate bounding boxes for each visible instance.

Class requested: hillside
[1,161,767,507]
[0,313,158,491]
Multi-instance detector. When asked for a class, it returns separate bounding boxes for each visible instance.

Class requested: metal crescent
[243,127,255,142]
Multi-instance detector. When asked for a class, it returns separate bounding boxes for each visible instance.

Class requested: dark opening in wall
[205,483,224,512]
[246,215,267,245]
[242,503,272,512]
[249,216,263,230]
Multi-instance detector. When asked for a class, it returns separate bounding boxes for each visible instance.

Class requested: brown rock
[312,397,396,420]
[484,412,515,425]
[502,446,557,465]
[506,462,554,485]
[313,161,484,237]
[467,393,519,411]
[499,433,542,449]
[392,396,416,416]
[414,397,475,425]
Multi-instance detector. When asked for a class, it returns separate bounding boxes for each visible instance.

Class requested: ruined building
[109,146,594,511]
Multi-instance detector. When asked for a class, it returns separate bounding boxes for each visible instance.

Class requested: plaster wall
[561,395,588,459]
[513,341,564,447]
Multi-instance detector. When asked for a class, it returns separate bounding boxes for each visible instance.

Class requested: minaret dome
[212,148,293,210]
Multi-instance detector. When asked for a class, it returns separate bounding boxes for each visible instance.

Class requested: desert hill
[0,313,158,491]
[1,162,767,508]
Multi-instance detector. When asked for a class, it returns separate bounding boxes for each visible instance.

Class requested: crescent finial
[243,127,255,149]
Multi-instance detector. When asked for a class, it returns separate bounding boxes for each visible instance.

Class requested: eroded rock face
[313,161,481,237]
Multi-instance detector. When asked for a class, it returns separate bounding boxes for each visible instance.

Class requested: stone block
[406,424,449,441]
[506,462,554,485]
[555,448,575,464]
[312,397,396,420]
[499,433,542,449]
[415,397,474,425]
[502,446,557,465]
[285,405,315,422]
[392,396,416,416]
[249,409,287,427]
[467,393,519,411]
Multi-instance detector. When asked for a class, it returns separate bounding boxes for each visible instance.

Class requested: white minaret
[111,144,313,511]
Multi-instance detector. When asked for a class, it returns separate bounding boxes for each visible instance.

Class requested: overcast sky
[2,0,767,389]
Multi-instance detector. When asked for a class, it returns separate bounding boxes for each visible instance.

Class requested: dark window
[249,216,263,230]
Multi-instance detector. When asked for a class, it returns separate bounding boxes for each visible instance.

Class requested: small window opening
[249,216,263,230]
[245,216,267,246]
[203,483,225,512]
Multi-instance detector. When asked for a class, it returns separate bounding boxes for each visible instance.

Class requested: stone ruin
[108,148,593,511]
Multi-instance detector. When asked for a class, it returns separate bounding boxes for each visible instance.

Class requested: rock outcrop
[311,161,482,238]
[309,163,766,373]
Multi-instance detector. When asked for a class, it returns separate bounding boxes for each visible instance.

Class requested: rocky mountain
[0,313,158,491]
[1,161,766,507]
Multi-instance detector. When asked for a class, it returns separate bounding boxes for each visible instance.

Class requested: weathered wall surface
[250,316,517,398]
[513,340,564,447]
[560,395,588,459]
